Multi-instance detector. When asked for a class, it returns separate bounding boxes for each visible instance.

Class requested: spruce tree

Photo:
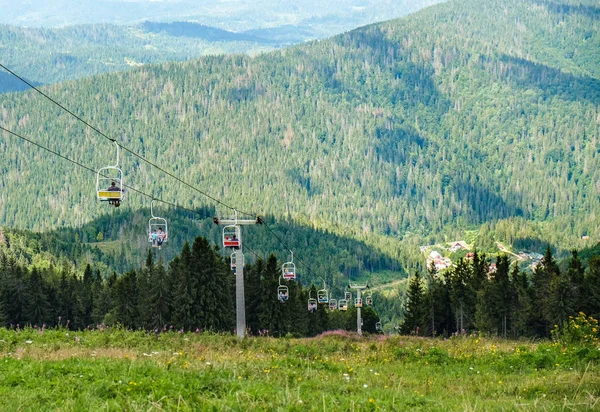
[258,255,287,336]
[401,271,426,335]
[449,259,473,334]
[169,242,195,330]
[25,267,50,327]
[245,258,265,335]
[583,256,600,320]
[531,246,560,337]
[146,257,171,330]
[510,263,531,337]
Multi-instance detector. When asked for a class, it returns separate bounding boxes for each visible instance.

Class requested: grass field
[0,328,599,411]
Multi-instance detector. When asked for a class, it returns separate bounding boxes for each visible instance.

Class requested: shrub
[551,312,600,347]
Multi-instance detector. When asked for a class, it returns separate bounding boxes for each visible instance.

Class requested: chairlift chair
[230,252,237,270]
[277,285,289,303]
[223,225,241,248]
[148,200,168,248]
[375,322,382,332]
[97,142,125,207]
[345,291,351,301]
[355,298,363,308]
[317,288,329,304]
[338,299,348,311]
[307,291,317,313]
[328,299,337,311]
[282,252,296,280]
[366,295,373,306]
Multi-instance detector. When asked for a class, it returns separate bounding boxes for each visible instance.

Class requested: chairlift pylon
[96,141,125,207]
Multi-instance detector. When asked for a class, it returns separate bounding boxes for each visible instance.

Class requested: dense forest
[0,202,403,291]
[2,225,600,336]
[0,234,381,336]
[1,0,598,262]
[402,248,600,338]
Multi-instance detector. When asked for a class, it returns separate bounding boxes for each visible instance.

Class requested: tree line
[0,236,380,336]
[402,248,600,338]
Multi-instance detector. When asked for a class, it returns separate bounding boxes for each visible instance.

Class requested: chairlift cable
[1,63,334,284]
[0,62,255,218]
[1,125,203,217]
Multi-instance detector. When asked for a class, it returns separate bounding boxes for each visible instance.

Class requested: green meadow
[1,328,599,411]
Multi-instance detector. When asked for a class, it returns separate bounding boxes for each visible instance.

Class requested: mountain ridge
[1,0,598,258]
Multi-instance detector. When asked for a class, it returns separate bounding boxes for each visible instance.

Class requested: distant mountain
[0,23,278,88]
[0,0,444,35]
[140,22,275,44]
[1,0,599,261]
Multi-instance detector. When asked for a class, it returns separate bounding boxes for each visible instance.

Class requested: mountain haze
[1,0,599,255]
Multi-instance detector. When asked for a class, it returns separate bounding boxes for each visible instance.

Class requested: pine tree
[112,270,139,328]
[190,237,233,332]
[245,258,265,335]
[510,263,531,337]
[169,242,195,330]
[531,246,560,337]
[565,250,585,312]
[146,257,171,330]
[258,255,287,336]
[25,267,50,326]
[401,271,426,335]
[583,256,600,320]
[449,259,473,334]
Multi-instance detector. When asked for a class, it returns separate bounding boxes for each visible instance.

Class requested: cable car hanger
[307,290,317,313]
[277,276,289,303]
[148,199,168,248]
[317,277,329,304]
[282,251,296,280]
[96,141,125,207]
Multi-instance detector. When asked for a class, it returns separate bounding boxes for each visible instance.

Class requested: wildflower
[363,384,368,388]
[298,377,302,381]
[369,398,375,403]
[25,340,32,344]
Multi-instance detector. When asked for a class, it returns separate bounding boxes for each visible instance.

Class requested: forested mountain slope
[1,0,599,255]
[0,204,401,290]
[0,23,276,89]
